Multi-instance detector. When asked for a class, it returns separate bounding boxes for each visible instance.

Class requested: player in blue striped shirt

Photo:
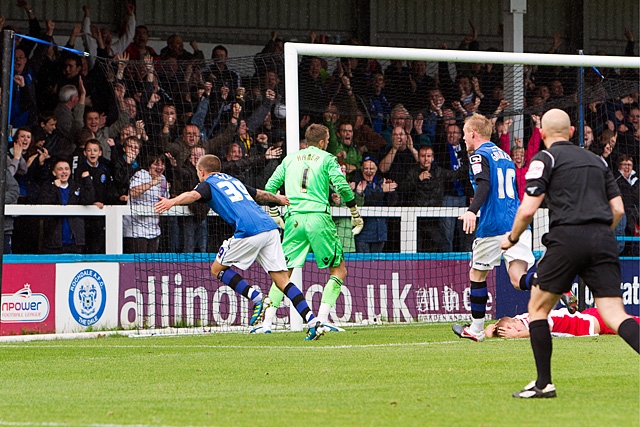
[453,113,536,342]
[155,154,325,340]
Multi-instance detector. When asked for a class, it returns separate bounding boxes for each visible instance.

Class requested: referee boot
[513,381,557,398]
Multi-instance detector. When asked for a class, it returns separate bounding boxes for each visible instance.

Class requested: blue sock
[218,269,261,303]
[284,283,315,323]
[470,280,488,320]
[519,271,537,291]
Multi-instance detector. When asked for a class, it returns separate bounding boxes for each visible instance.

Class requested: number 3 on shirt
[496,168,516,199]
[217,181,253,202]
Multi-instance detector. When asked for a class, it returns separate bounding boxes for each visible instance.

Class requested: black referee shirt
[523,141,621,228]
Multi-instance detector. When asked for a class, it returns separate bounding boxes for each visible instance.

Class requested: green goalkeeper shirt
[265,145,355,216]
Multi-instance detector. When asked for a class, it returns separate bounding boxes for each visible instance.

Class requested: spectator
[406,146,467,252]
[615,155,638,255]
[172,146,209,253]
[381,104,412,147]
[350,156,398,253]
[422,88,446,143]
[74,139,117,253]
[124,25,159,60]
[433,123,472,252]
[590,129,616,169]
[583,124,595,150]
[326,120,362,178]
[112,136,142,204]
[208,45,242,90]
[330,163,363,254]
[7,127,30,178]
[82,1,136,64]
[353,110,387,155]
[53,81,85,150]
[378,126,419,205]
[509,115,543,201]
[123,153,170,253]
[383,60,412,108]
[10,47,37,128]
[366,70,391,134]
[160,35,204,61]
[405,60,436,113]
[38,159,95,254]
[298,56,327,123]
[3,167,20,254]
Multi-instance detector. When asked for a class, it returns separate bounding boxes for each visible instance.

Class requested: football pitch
[0,323,637,427]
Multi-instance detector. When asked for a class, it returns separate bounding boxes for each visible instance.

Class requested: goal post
[87,41,639,335]
[284,42,640,155]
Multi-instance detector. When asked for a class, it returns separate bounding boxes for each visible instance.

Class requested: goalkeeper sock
[318,276,343,323]
[469,280,488,333]
[218,269,261,303]
[618,318,640,353]
[518,271,537,291]
[530,319,553,388]
[284,283,316,324]
[262,283,285,328]
[262,305,277,329]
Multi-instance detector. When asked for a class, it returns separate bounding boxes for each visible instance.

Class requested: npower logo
[1,284,50,323]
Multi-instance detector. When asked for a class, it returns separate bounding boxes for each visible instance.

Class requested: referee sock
[218,269,261,303]
[618,318,640,354]
[529,319,553,389]
[284,283,316,325]
[518,271,537,291]
[469,280,488,333]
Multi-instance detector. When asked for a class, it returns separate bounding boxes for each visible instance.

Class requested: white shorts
[216,229,287,273]
[471,229,535,271]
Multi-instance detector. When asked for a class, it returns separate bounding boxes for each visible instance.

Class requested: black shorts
[536,224,621,298]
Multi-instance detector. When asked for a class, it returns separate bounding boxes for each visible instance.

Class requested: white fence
[4,205,549,255]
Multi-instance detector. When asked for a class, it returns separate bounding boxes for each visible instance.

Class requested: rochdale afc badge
[68,269,107,327]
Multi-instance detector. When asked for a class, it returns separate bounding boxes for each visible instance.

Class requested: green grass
[0,323,638,427]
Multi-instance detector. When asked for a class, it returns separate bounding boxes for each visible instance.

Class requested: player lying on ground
[154,154,326,340]
[485,307,640,338]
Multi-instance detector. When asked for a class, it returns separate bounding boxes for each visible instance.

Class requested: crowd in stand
[0,1,638,255]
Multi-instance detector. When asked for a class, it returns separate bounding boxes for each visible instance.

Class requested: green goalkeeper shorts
[282,212,344,269]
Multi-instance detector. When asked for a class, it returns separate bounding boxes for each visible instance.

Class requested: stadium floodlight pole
[0,29,14,307]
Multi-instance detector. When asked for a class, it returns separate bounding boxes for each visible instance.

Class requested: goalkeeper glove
[269,207,285,229]
[350,206,364,235]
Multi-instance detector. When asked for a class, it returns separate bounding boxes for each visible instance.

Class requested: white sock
[471,318,484,334]
[262,306,277,329]
[252,292,263,304]
[317,302,332,324]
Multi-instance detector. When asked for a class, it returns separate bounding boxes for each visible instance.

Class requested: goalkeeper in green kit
[251,124,364,336]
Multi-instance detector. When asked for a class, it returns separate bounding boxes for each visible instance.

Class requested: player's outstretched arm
[154,191,202,214]
[255,189,289,206]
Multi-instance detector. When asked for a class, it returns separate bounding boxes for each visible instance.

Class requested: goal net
[95,43,638,335]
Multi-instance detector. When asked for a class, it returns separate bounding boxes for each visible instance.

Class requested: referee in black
[501,108,640,399]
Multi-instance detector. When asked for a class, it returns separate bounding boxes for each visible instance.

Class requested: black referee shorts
[536,223,622,298]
